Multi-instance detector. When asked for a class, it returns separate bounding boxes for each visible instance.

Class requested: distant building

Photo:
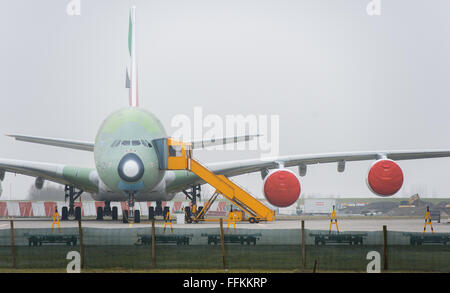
[303,199,336,214]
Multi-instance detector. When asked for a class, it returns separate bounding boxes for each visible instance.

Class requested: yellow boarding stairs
[155,138,275,223]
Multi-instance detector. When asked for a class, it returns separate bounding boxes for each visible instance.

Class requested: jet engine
[35,177,45,190]
[366,159,403,196]
[263,169,301,207]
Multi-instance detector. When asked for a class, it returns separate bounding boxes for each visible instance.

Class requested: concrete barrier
[0,201,228,217]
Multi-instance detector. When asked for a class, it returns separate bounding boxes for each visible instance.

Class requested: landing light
[123,160,139,178]
[118,153,144,182]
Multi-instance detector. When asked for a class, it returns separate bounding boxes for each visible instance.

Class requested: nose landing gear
[182,185,202,223]
[122,192,140,223]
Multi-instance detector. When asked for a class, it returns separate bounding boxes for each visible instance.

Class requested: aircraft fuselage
[92,107,175,202]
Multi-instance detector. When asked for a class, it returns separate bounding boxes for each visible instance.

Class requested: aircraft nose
[118,153,145,182]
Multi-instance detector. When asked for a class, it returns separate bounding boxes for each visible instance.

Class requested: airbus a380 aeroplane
[2,7,450,222]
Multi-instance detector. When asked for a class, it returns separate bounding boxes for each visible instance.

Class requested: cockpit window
[111,140,121,147]
[140,139,153,148]
[113,139,151,147]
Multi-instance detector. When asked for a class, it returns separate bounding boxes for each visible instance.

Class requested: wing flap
[205,149,450,177]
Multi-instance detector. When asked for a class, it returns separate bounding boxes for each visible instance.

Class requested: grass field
[0,244,448,272]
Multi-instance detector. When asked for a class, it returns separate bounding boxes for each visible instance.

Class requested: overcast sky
[1,0,450,200]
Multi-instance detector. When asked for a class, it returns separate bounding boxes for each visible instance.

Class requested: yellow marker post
[226,212,237,234]
[329,205,339,233]
[424,206,434,233]
[163,211,173,234]
[51,208,61,234]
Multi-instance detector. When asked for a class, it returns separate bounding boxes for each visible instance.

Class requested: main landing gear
[96,201,119,221]
[61,185,84,221]
[147,201,170,222]
[182,185,203,223]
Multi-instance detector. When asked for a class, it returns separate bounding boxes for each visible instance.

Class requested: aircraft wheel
[122,210,128,223]
[74,207,82,221]
[134,210,141,223]
[148,207,154,220]
[103,202,112,216]
[96,206,103,220]
[185,206,191,217]
[61,207,69,221]
[163,207,170,220]
[155,203,163,216]
[112,207,118,221]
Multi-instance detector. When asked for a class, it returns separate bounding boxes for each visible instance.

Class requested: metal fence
[0,220,449,272]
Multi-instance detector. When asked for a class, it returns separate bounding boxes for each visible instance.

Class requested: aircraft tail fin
[126,6,139,107]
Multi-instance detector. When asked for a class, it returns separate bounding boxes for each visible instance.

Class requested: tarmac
[1,217,449,233]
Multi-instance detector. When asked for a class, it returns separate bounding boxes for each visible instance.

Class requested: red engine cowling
[263,169,301,207]
[366,159,403,196]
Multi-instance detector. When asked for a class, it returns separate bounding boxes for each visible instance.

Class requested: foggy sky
[1,0,450,200]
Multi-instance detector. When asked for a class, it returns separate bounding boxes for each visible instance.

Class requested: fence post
[78,220,84,269]
[219,218,226,269]
[301,220,306,270]
[152,219,156,268]
[312,259,318,273]
[10,220,16,269]
[383,225,388,271]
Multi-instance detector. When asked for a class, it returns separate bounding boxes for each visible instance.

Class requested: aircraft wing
[0,159,98,194]
[187,134,260,149]
[166,149,450,192]
[5,134,259,152]
[5,134,94,151]
[206,150,450,177]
